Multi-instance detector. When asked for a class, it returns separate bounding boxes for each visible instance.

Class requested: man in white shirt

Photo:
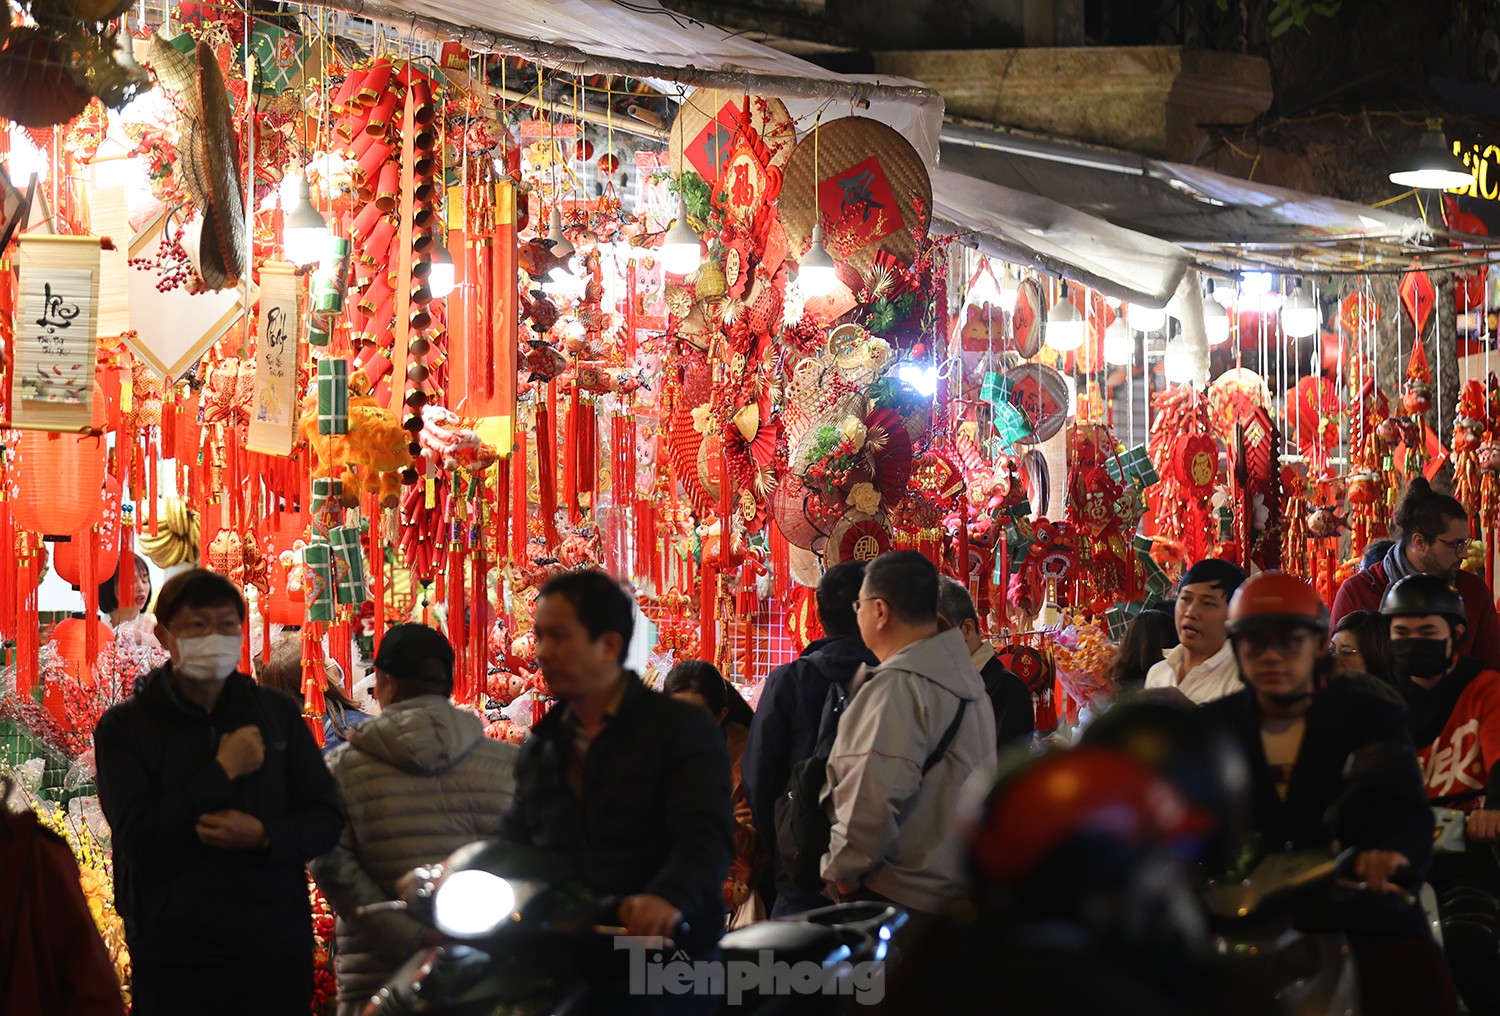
[1143,558,1247,704]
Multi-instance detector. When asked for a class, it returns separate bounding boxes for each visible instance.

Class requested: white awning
[303,0,945,168]
[931,167,1194,307]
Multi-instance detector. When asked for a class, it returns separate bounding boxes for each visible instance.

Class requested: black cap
[373,623,455,688]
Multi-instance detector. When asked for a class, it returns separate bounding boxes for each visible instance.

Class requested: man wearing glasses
[1332,477,1500,668]
[95,569,344,1016]
[1202,571,1456,1016]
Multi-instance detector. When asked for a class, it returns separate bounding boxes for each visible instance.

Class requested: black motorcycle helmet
[1079,697,1251,872]
[1379,574,1468,634]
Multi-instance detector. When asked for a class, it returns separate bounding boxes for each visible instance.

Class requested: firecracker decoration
[1146,386,1217,563]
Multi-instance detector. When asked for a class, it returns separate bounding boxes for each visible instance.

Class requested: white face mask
[175,634,243,682]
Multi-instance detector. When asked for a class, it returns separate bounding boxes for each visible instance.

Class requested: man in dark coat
[499,570,733,1015]
[1202,571,1456,1016]
[742,560,876,915]
[937,576,1035,752]
[94,569,343,1016]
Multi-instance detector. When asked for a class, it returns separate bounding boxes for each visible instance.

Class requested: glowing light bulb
[660,194,702,276]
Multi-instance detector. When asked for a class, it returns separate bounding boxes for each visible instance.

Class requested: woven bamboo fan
[780,116,931,283]
[191,40,245,291]
[668,89,795,184]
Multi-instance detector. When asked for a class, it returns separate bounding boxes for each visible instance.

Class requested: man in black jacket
[741,560,876,916]
[500,570,733,1013]
[937,576,1034,753]
[1201,572,1455,1016]
[94,569,343,1016]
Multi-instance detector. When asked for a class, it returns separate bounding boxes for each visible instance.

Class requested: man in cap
[313,623,519,1016]
[1144,558,1247,704]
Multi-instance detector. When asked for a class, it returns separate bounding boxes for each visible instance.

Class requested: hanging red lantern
[49,475,123,588]
[49,617,115,686]
[10,383,107,537]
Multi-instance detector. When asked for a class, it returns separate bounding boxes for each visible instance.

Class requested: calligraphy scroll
[247,260,300,455]
[13,235,100,432]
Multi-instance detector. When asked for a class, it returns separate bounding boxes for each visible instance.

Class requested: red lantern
[49,617,115,686]
[10,384,107,537]
[49,475,123,588]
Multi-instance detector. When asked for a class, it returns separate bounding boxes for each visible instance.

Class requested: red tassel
[564,385,579,520]
[770,525,790,602]
[447,545,467,703]
[538,387,559,551]
[511,430,528,561]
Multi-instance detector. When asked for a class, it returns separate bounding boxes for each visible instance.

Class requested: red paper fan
[823,510,892,567]
[666,360,715,516]
[866,407,914,504]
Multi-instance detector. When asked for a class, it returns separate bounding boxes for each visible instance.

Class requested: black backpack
[774,680,968,894]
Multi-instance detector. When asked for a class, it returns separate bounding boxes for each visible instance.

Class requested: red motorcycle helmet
[970,746,1213,887]
[1225,571,1329,637]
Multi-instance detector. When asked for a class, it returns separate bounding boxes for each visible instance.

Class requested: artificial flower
[837,416,867,451]
[848,482,881,514]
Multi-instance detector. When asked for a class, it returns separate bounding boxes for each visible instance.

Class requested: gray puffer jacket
[311,695,518,1012]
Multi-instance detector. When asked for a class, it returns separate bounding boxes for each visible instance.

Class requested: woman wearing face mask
[1381,574,1500,1016]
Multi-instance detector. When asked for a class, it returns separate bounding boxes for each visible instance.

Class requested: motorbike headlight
[433,869,518,938]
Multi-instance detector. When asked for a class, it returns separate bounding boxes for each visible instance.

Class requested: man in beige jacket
[821,551,997,918]
[312,624,518,1016]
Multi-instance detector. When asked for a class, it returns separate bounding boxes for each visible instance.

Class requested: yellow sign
[1450,141,1500,200]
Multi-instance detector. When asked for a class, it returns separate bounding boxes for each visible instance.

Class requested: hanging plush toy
[298,369,415,508]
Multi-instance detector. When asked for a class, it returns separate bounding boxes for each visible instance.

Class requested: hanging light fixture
[1281,281,1320,338]
[660,193,702,276]
[798,224,838,297]
[282,174,330,267]
[1203,293,1231,346]
[1102,317,1134,365]
[1164,336,1195,384]
[1045,281,1085,352]
[428,241,455,299]
[1389,122,1472,191]
[1126,301,1166,333]
[798,115,839,298]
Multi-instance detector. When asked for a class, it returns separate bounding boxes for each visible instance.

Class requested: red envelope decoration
[1399,264,1436,337]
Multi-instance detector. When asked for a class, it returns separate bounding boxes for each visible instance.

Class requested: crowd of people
[4,475,1500,1015]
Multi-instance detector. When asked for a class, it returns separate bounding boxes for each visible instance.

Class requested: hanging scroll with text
[248,260,301,455]
[12,235,101,432]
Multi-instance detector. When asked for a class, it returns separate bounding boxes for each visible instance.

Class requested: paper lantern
[50,617,115,686]
[49,475,123,588]
[10,382,107,537]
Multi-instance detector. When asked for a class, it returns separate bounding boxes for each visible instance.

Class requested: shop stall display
[0,1,1496,1009]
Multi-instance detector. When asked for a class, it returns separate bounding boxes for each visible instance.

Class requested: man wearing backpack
[743,561,876,916]
[822,552,997,918]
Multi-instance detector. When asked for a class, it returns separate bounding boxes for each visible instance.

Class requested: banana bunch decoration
[138,497,201,569]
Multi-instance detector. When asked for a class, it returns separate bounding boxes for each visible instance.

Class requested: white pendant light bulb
[428,241,455,299]
[1164,336,1194,384]
[1126,301,1167,333]
[798,223,838,297]
[1281,282,1320,338]
[1102,318,1134,364]
[1203,295,1231,346]
[1045,282,1085,352]
[282,175,329,267]
[660,193,702,276]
